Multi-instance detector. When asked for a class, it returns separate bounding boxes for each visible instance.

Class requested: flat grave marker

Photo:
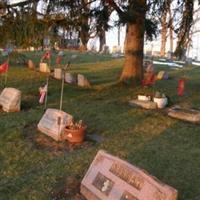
[81,150,178,200]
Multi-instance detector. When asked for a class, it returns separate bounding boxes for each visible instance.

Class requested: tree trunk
[160,13,167,57]
[99,30,106,52]
[120,12,145,83]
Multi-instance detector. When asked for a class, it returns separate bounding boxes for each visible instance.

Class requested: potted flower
[153,91,168,109]
[63,120,87,143]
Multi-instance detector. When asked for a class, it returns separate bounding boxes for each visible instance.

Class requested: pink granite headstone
[81,150,178,200]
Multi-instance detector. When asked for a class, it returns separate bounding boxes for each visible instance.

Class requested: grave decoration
[37,108,73,141]
[0,87,21,112]
[157,71,168,80]
[168,106,200,124]
[63,119,87,143]
[177,78,185,96]
[0,59,9,86]
[153,91,168,109]
[81,150,178,200]
[142,62,156,87]
[77,74,91,87]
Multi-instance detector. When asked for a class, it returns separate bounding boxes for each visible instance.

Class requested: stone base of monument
[0,88,21,112]
[77,74,91,87]
[129,99,157,109]
[81,150,178,200]
[54,68,62,80]
[37,108,73,141]
[65,73,76,84]
[168,106,200,124]
[39,63,50,73]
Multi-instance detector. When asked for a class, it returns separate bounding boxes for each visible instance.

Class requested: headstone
[81,150,178,200]
[129,99,157,110]
[0,88,21,112]
[77,74,91,87]
[39,63,50,73]
[54,68,62,80]
[27,59,35,70]
[37,108,73,141]
[168,106,200,124]
[65,73,76,84]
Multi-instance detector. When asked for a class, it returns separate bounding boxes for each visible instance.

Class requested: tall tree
[174,0,194,59]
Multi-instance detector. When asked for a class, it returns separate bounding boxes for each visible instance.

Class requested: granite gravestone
[37,109,73,141]
[0,88,21,112]
[81,150,178,200]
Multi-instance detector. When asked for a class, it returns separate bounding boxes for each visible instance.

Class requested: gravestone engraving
[39,63,50,73]
[0,88,21,112]
[37,108,73,141]
[54,68,62,80]
[81,150,178,200]
[77,74,91,87]
[129,99,157,110]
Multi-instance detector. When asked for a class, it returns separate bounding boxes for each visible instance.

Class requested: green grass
[0,51,200,200]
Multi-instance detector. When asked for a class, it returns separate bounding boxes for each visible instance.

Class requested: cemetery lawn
[0,51,200,200]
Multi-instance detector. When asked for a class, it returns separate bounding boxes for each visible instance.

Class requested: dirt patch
[51,176,86,200]
[23,123,94,154]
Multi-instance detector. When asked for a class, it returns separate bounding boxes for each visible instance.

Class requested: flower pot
[63,126,87,143]
[153,97,168,109]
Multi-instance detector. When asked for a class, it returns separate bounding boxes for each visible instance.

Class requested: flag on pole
[0,60,9,74]
[56,56,62,65]
[41,51,51,61]
[39,84,48,104]
[178,78,185,96]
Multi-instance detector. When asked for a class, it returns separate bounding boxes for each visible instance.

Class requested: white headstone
[54,68,62,80]
[37,108,73,141]
[77,74,91,87]
[0,88,21,112]
[39,63,50,73]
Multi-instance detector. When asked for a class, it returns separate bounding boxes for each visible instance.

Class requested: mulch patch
[23,123,94,154]
[51,176,86,200]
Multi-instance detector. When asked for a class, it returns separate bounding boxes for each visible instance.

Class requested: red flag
[0,60,9,74]
[56,56,62,65]
[178,78,185,96]
[42,51,51,60]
